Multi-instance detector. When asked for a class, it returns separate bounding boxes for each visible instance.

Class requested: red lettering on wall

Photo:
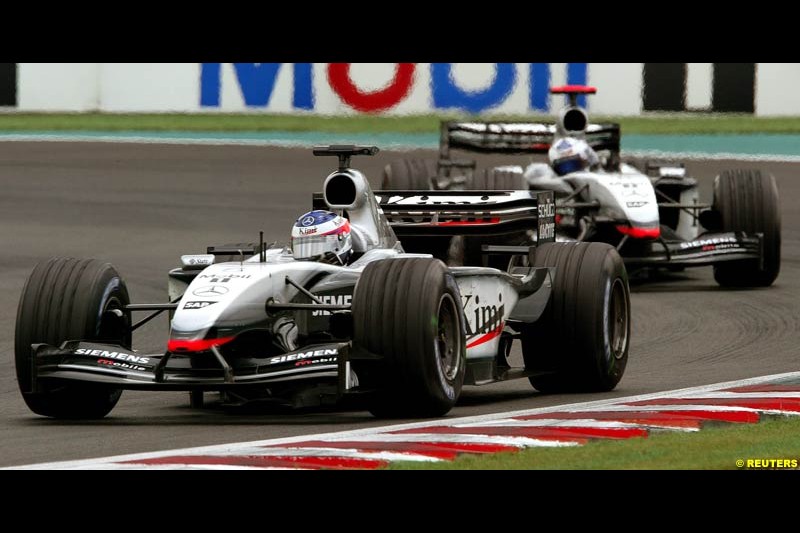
[327,63,416,112]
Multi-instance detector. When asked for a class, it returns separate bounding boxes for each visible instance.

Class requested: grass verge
[387,415,800,470]
[1,113,800,134]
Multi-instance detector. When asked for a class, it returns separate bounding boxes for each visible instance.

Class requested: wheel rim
[99,295,129,346]
[608,278,628,360]
[434,293,461,381]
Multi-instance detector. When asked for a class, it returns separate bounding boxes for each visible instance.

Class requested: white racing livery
[382,85,780,288]
[15,146,631,420]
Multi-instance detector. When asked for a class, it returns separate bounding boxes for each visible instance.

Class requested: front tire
[522,242,630,393]
[352,258,466,418]
[712,169,780,287]
[15,258,131,419]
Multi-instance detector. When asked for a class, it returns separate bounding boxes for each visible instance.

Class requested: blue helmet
[291,210,353,264]
[548,137,599,176]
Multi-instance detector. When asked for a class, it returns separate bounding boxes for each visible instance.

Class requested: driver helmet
[548,137,599,176]
[291,210,353,265]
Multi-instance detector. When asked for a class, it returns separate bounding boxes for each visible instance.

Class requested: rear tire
[522,242,630,393]
[470,167,526,190]
[459,167,528,268]
[352,258,465,418]
[381,159,437,190]
[712,169,780,287]
[15,258,131,419]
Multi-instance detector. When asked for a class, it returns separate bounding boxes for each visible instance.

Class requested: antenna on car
[313,145,380,171]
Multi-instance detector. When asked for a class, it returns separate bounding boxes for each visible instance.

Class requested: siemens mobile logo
[75,348,151,365]
[269,349,338,365]
[680,236,737,250]
[312,295,352,316]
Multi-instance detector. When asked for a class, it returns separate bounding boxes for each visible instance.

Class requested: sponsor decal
[301,215,316,227]
[75,348,151,365]
[537,191,555,241]
[295,357,337,367]
[269,348,339,365]
[538,222,555,240]
[376,194,496,206]
[680,236,738,250]
[97,359,147,372]
[192,285,229,297]
[461,295,505,337]
[538,201,555,219]
[199,63,588,113]
[626,201,648,208]
[181,254,214,267]
[298,227,317,235]
[312,294,352,317]
[183,301,216,310]
[607,181,649,198]
[702,243,738,252]
[197,274,251,281]
[328,63,416,113]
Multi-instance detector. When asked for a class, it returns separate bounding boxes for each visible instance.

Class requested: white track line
[649,391,800,399]
[453,419,695,431]
[305,433,578,448]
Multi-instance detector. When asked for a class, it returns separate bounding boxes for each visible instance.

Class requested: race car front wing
[28,340,362,395]
[619,231,763,267]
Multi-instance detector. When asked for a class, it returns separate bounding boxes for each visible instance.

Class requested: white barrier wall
[18,63,100,111]
[12,63,797,116]
[754,63,800,116]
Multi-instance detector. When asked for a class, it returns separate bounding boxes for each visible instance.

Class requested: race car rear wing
[440,121,621,159]
[314,190,555,240]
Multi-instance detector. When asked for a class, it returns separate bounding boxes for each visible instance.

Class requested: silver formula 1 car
[382,86,780,287]
[15,146,631,420]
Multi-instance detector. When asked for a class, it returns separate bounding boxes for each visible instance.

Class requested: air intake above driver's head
[561,107,588,133]
[324,172,358,207]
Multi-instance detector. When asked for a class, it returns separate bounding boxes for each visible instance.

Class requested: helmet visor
[292,234,343,260]
[553,155,585,176]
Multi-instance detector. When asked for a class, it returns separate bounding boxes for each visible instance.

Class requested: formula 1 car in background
[15,145,631,420]
[382,86,781,287]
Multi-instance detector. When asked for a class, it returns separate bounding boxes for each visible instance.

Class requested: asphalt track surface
[1,143,797,467]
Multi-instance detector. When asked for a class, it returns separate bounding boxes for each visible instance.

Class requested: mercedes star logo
[301,216,315,227]
[193,285,230,297]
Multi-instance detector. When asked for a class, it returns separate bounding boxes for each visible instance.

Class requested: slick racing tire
[712,169,781,287]
[15,258,131,419]
[353,258,466,418]
[381,158,438,190]
[521,242,630,393]
[469,167,526,190]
